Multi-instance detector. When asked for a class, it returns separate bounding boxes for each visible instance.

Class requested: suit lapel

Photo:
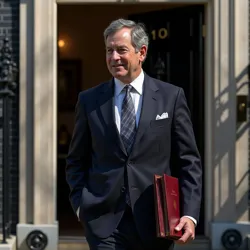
[97,79,127,156]
[97,74,159,157]
[132,74,159,150]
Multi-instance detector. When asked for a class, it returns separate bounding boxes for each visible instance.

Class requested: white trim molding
[19,0,57,225]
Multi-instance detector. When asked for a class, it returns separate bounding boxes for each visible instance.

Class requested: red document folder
[153,174,182,240]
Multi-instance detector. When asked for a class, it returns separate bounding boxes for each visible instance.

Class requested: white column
[18,0,58,249]
[212,0,236,222]
[211,0,249,224]
[234,0,249,223]
[210,0,249,249]
[19,0,35,225]
[33,0,58,226]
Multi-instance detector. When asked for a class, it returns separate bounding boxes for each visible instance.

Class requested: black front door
[129,5,205,235]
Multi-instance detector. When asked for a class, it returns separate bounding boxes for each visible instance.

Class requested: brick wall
[0,0,19,234]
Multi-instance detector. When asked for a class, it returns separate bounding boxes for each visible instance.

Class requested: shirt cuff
[182,216,197,226]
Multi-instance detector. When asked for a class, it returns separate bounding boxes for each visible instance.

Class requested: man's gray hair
[104,18,149,52]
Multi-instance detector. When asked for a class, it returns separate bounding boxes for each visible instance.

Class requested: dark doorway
[57,3,205,237]
[57,131,85,236]
[129,5,205,235]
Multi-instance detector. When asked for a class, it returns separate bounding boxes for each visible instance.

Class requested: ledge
[58,236,210,250]
[0,236,16,250]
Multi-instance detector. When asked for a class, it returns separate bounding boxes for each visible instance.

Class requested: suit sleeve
[65,93,91,213]
[171,88,202,222]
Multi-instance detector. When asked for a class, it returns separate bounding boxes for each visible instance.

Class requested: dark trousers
[85,206,174,250]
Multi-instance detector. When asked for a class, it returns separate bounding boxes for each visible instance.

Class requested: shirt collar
[114,70,144,97]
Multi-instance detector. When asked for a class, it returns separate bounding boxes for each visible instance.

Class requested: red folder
[153,174,182,240]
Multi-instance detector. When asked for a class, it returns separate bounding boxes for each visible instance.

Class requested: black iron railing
[0,37,17,243]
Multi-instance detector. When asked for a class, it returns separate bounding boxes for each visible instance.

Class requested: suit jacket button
[120,186,126,193]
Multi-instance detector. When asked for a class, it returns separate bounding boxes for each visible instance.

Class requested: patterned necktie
[120,85,136,154]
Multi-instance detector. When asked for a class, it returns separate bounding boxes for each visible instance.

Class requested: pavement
[58,243,90,250]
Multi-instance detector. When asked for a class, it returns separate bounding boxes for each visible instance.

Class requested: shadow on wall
[211,0,249,223]
[213,62,249,221]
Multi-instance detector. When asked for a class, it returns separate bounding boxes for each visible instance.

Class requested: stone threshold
[58,236,210,250]
[0,236,16,250]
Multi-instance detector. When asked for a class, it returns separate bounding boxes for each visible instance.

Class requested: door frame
[20,0,249,240]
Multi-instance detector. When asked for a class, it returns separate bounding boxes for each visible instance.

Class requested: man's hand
[174,217,195,244]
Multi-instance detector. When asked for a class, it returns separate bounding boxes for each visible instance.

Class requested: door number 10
[151,28,168,40]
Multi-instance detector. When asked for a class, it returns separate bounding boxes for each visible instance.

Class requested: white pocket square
[156,112,168,120]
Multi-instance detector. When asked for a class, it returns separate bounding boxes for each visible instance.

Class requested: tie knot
[124,85,133,93]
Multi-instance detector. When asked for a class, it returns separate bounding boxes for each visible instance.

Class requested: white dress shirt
[114,70,144,132]
[77,70,197,226]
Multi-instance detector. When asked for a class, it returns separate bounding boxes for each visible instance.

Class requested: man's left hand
[174,217,195,244]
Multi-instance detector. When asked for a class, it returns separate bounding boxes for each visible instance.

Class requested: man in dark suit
[66,18,202,250]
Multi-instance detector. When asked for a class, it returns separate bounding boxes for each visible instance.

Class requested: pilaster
[18,0,58,249]
[210,0,249,249]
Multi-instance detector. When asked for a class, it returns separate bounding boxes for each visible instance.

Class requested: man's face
[105,27,147,84]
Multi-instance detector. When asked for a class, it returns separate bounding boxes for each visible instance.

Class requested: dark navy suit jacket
[66,73,202,245]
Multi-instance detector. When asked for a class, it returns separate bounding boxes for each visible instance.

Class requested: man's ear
[139,45,147,63]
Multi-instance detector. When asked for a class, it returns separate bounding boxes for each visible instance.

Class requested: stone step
[175,237,210,250]
[58,236,210,250]
[59,236,89,250]
[59,243,89,250]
